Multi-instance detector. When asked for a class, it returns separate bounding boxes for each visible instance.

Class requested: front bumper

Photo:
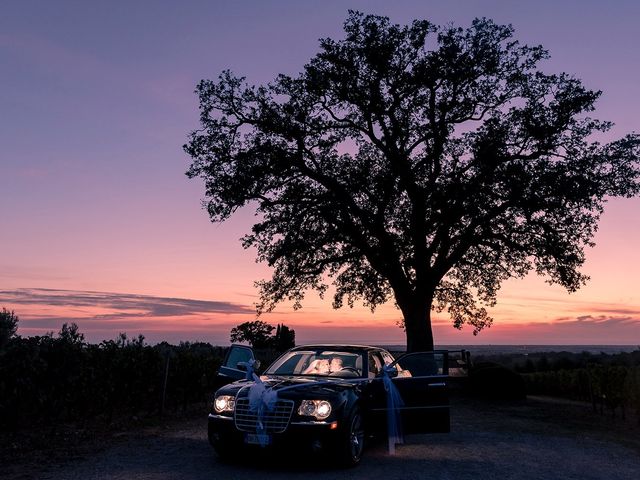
[208,413,343,454]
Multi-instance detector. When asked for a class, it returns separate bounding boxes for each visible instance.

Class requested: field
[5,395,640,480]
[2,326,639,479]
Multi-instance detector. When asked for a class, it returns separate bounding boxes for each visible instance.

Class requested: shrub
[469,362,527,400]
[0,326,225,430]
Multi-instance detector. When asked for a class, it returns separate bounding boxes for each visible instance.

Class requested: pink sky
[1,1,639,346]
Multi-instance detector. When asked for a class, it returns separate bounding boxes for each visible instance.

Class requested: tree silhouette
[0,308,19,348]
[273,323,296,351]
[229,320,275,349]
[229,321,296,350]
[186,12,639,351]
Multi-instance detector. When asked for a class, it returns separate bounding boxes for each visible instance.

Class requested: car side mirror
[237,360,260,371]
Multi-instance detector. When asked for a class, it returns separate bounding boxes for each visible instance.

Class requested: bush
[0,325,225,431]
[474,349,640,417]
[469,362,527,400]
[0,308,18,348]
[523,364,640,420]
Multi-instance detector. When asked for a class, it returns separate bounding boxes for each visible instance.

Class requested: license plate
[245,433,271,445]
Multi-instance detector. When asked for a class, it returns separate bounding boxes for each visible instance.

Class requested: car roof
[289,344,385,353]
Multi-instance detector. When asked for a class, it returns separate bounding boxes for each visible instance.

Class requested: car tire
[337,407,365,467]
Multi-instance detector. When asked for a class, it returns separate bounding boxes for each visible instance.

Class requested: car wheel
[338,408,365,467]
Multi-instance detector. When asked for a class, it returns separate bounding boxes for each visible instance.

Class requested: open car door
[213,344,256,391]
[367,351,450,434]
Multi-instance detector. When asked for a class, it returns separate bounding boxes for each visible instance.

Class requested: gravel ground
[11,396,640,480]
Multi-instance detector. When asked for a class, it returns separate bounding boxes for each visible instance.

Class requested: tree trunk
[400,296,435,353]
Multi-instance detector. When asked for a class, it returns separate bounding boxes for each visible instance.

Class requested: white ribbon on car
[238,359,258,381]
[238,359,277,446]
[247,377,278,445]
[238,363,406,454]
[382,365,404,454]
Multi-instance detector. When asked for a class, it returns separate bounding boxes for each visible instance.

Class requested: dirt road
[24,397,640,480]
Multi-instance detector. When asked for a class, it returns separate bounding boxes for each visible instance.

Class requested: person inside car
[303,358,330,374]
[329,357,343,373]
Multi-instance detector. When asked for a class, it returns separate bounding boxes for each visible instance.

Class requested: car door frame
[365,349,450,435]
[213,344,256,391]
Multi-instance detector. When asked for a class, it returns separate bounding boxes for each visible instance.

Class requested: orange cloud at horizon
[4,286,639,347]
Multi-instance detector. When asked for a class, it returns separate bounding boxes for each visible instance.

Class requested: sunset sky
[1,1,639,346]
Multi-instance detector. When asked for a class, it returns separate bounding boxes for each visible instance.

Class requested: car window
[394,352,443,376]
[265,350,364,377]
[275,354,304,374]
[381,351,395,366]
[224,346,254,370]
[368,352,383,378]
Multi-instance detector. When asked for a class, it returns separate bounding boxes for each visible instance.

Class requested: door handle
[428,382,446,387]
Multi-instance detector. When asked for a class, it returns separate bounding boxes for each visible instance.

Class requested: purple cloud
[0,287,253,317]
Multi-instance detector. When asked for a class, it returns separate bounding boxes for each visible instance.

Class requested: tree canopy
[185,12,639,351]
[229,320,295,351]
[0,308,19,349]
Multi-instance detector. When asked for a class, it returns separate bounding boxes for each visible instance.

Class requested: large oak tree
[185,12,639,352]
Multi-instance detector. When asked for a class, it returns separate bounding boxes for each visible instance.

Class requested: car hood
[216,375,361,398]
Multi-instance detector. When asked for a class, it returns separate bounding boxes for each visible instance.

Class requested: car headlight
[214,395,235,413]
[298,400,332,420]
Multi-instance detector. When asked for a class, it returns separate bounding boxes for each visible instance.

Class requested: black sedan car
[208,344,450,466]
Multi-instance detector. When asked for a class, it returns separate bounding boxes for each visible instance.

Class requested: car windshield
[265,350,364,378]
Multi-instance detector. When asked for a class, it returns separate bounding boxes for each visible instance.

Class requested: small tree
[187,12,640,351]
[0,308,19,348]
[272,323,296,351]
[58,322,85,346]
[230,320,275,349]
[230,321,296,350]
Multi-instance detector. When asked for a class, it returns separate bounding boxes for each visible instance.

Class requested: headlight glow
[298,400,332,420]
[316,401,331,417]
[214,395,235,413]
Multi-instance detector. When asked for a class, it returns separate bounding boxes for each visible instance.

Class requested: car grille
[234,397,294,433]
